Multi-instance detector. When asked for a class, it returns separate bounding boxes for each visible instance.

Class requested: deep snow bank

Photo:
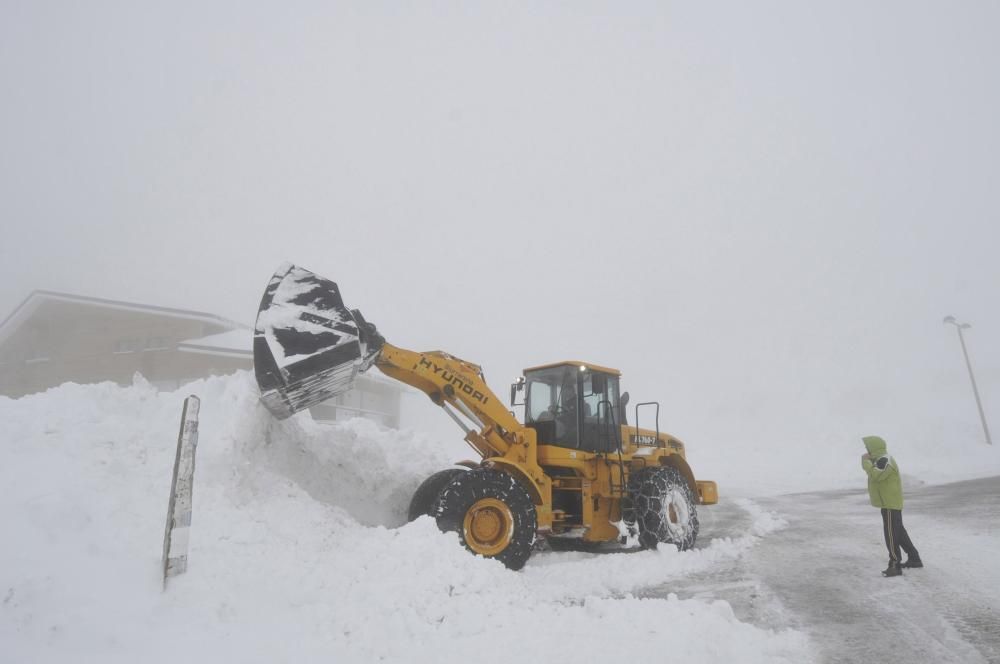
[1,372,811,663]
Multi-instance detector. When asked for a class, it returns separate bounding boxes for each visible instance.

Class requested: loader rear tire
[435,468,537,570]
[407,469,467,522]
[626,466,699,551]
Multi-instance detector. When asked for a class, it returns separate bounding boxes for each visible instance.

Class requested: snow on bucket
[253,263,383,419]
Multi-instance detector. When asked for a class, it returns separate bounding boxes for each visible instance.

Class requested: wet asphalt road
[646,476,1000,664]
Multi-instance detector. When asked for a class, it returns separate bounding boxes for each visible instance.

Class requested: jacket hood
[863,435,887,457]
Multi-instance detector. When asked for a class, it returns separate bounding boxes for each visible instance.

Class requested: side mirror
[620,391,630,425]
[510,376,525,406]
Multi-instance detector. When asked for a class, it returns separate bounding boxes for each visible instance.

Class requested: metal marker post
[943,316,993,445]
[162,395,201,588]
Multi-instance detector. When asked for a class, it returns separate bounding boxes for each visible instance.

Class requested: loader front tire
[435,468,537,570]
[407,469,467,522]
[627,466,699,551]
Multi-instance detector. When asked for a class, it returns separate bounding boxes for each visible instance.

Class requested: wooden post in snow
[162,395,201,589]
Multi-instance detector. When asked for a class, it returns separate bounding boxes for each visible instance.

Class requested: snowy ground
[648,479,1000,663]
[2,371,998,662]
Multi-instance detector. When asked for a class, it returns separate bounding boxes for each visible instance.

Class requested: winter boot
[902,556,923,569]
[882,562,903,577]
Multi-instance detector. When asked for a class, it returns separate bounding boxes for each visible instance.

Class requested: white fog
[2,3,998,662]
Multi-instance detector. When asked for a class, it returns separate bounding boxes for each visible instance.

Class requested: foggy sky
[2,1,998,451]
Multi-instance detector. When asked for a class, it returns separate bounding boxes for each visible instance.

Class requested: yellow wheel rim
[462,498,514,557]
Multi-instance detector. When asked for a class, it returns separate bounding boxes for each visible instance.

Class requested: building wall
[0,296,404,428]
[309,375,403,428]
[0,299,237,397]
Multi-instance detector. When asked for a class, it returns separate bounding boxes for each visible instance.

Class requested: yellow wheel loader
[254,264,718,570]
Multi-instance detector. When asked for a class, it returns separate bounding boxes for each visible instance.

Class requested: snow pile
[734,498,790,537]
[0,372,812,663]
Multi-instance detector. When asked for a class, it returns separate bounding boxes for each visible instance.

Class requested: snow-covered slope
[1,373,812,662]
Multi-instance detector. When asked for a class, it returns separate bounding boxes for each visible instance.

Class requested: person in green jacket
[862,435,922,576]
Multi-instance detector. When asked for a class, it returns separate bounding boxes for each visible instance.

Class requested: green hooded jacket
[861,435,903,510]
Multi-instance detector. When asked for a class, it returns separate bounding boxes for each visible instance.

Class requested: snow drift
[1,372,812,663]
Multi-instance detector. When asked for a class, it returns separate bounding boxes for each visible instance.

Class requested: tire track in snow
[638,497,802,633]
[647,481,1000,664]
[903,560,1000,662]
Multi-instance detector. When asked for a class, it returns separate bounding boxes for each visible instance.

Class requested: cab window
[524,366,621,452]
[524,366,580,448]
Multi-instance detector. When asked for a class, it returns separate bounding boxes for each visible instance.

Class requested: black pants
[881,508,918,563]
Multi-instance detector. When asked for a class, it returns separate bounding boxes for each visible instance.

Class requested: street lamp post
[943,316,993,445]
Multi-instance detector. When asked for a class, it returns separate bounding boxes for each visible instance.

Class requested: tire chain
[624,466,699,551]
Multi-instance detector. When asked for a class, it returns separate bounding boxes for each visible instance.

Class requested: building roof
[0,290,247,347]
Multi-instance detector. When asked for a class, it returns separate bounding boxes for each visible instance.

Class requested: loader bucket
[253,263,383,419]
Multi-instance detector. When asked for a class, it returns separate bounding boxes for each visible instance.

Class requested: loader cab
[522,362,622,452]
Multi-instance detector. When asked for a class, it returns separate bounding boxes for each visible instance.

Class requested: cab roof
[523,361,621,377]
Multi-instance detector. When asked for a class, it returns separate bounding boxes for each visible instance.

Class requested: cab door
[579,372,622,452]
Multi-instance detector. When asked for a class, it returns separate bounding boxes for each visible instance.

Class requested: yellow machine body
[377,346,718,544]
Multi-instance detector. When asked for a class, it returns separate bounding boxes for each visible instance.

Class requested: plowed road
[647,476,1000,664]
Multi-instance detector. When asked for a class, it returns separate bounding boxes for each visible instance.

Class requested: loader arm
[375,343,548,493]
[376,343,522,450]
